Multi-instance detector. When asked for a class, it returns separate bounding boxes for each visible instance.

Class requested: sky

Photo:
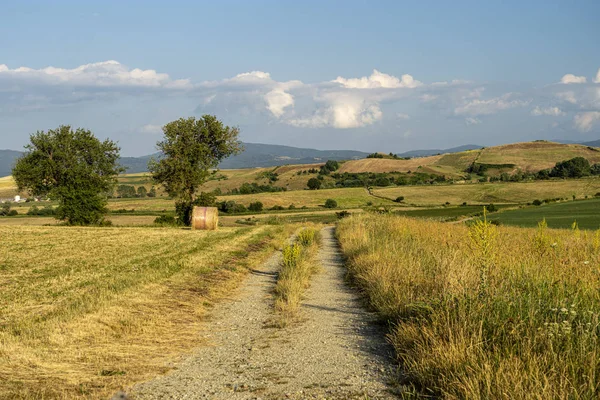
[1,0,599,156]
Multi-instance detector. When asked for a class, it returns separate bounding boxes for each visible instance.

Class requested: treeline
[112,185,157,198]
[226,182,287,195]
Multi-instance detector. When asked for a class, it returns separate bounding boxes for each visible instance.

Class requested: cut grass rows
[0,224,293,399]
[337,213,600,399]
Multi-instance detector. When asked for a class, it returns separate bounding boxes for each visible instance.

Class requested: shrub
[297,229,317,246]
[394,196,405,203]
[336,210,351,219]
[153,215,179,225]
[195,191,217,206]
[270,205,285,211]
[595,192,600,198]
[324,199,338,209]
[7,210,18,216]
[0,202,12,216]
[307,178,321,190]
[288,204,296,210]
[532,199,543,206]
[248,201,264,212]
[486,203,497,212]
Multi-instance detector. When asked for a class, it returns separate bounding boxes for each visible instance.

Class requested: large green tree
[12,126,122,225]
[148,116,242,225]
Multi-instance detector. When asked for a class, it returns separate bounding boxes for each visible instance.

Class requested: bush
[248,201,263,212]
[307,178,321,190]
[324,199,338,209]
[532,199,543,206]
[0,204,10,216]
[394,196,405,203]
[486,203,497,212]
[154,215,179,225]
[336,210,351,219]
[595,192,600,198]
[270,205,285,211]
[7,209,18,216]
[288,204,296,210]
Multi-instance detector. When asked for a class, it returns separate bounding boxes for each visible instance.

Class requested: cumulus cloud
[595,68,600,84]
[465,117,481,125]
[264,89,294,117]
[531,106,565,116]
[289,92,382,129]
[333,69,422,89]
[560,74,587,84]
[454,94,530,116]
[574,112,600,132]
[0,60,191,89]
[397,113,410,120]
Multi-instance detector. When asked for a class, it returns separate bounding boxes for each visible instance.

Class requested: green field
[492,198,600,230]
[394,204,513,220]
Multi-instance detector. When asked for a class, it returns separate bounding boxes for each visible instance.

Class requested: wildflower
[584,261,590,265]
[551,308,558,312]
[560,308,568,313]
[570,310,577,316]
[551,243,558,247]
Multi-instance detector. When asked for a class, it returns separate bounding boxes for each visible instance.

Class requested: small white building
[14,195,21,202]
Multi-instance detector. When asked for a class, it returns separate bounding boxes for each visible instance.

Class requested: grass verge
[0,224,293,399]
[273,227,321,326]
[337,213,600,399]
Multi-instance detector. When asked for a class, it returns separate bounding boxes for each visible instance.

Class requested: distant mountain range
[1,139,598,177]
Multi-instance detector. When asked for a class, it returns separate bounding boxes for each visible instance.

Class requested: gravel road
[129,226,397,399]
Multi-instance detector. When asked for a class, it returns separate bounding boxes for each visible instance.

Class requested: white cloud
[595,68,600,84]
[140,124,163,134]
[0,60,191,89]
[465,117,481,125]
[454,94,530,116]
[555,91,578,104]
[333,69,422,89]
[289,92,382,129]
[531,106,565,116]
[574,112,600,132]
[560,74,587,84]
[397,113,410,120]
[264,89,294,117]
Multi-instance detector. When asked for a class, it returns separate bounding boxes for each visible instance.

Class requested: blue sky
[1,0,599,156]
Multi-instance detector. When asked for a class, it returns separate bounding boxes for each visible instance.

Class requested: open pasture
[0,224,291,398]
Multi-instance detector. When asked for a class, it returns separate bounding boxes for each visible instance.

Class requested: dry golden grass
[337,213,600,398]
[0,224,293,399]
[477,142,600,172]
[338,155,444,173]
[273,227,321,325]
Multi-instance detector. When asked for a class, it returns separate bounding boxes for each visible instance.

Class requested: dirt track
[130,226,397,399]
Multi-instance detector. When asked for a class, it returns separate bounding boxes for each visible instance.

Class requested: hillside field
[0,224,294,398]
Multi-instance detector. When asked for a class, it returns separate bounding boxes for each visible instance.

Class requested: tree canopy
[148,116,242,225]
[12,126,122,225]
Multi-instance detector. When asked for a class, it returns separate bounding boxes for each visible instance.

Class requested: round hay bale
[191,207,219,230]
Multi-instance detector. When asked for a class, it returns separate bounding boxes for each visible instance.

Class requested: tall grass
[337,213,600,399]
[274,227,321,323]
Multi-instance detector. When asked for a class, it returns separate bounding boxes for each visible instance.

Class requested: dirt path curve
[130,226,397,399]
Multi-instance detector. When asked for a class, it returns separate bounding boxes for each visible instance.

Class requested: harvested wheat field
[0,224,293,398]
